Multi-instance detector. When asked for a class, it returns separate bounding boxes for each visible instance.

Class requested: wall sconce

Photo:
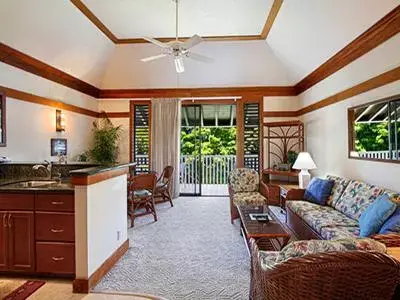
[56,109,66,132]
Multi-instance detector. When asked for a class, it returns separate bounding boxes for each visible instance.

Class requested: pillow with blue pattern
[304,177,334,206]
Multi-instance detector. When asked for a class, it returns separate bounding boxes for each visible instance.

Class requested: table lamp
[292,152,317,189]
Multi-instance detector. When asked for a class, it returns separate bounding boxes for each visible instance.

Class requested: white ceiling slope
[267,0,399,83]
[0,0,115,87]
[100,41,294,89]
[82,0,274,38]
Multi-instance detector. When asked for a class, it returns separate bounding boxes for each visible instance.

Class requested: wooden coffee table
[237,205,291,252]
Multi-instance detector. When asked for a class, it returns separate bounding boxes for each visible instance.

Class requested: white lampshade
[292,152,317,170]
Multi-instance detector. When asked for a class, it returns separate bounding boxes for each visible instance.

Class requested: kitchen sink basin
[15,180,58,187]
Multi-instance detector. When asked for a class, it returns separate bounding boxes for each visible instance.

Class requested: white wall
[299,34,400,192]
[0,63,98,161]
[1,98,94,161]
[75,174,128,278]
[101,41,294,88]
[0,0,114,87]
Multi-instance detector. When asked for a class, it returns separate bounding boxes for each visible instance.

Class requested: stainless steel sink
[15,180,58,187]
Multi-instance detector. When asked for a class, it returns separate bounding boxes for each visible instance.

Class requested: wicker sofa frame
[250,239,400,300]
[285,189,400,247]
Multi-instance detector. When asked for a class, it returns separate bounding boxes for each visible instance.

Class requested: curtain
[151,99,181,198]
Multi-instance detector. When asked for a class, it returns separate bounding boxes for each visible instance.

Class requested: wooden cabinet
[0,212,8,271]
[0,191,75,276]
[8,211,35,271]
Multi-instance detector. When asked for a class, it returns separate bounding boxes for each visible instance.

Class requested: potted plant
[89,115,122,164]
[287,151,298,169]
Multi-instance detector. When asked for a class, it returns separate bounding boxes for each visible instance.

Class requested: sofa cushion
[379,205,400,234]
[320,226,360,240]
[326,175,351,207]
[333,180,384,221]
[232,192,266,206]
[304,177,334,205]
[229,168,259,193]
[286,200,358,234]
[276,238,386,263]
[259,251,279,270]
[359,194,397,237]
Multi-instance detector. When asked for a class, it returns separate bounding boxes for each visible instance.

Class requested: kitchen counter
[69,162,136,177]
[0,178,74,192]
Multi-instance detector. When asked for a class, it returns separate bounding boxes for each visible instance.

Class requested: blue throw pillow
[304,177,334,206]
[359,194,397,237]
[379,206,400,234]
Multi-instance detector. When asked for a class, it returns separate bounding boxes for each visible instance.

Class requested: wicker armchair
[250,239,400,300]
[228,168,268,224]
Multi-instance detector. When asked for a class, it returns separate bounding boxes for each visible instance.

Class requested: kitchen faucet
[32,160,52,179]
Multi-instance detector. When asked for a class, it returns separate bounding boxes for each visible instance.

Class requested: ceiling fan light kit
[140,0,213,74]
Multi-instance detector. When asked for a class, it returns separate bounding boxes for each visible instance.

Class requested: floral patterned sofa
[250,237,400,300]
[285,175,400,244]
[228,168,268,224]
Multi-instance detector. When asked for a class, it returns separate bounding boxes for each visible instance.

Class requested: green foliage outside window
[355,122,389,152]
[181,127,236,156]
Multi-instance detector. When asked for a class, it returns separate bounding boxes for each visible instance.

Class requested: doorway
[180,104,237,196]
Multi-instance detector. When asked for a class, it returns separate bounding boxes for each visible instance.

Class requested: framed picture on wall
[51,138,67,156]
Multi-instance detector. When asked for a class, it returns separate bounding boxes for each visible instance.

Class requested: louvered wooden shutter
[133,105,150,173]
[244,103,260,172]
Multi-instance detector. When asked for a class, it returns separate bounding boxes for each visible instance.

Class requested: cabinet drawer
[0,193,34,210]
[35,193,74,212]
[36,242,75,275]
[35,212,75,242]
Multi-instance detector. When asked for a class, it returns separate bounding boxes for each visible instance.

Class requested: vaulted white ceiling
[82,0,274,38]
[0,0,399,90]
[267,0,399,83]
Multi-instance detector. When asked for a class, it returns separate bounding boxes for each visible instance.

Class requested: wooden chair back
[129,173,157,194]
[159,166,174,184]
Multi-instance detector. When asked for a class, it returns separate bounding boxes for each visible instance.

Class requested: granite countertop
[0,178,74,192]
[69,162,136,176]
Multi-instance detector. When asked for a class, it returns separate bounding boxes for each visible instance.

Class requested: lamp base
[298,170,311,189]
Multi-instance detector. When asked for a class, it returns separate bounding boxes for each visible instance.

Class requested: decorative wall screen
[244,103,260,172]
[133,104,150,173]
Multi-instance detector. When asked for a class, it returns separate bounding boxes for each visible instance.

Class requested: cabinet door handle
[7,214,11,228]
[51,201,64,205]
[2,214,6,228]
[52,257,65,261]
[50,228,64,233]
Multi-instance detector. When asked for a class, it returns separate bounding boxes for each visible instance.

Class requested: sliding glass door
[180,105,202,195]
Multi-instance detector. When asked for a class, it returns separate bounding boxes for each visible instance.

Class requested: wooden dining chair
[154,166,174,207]
[127,173,157,227]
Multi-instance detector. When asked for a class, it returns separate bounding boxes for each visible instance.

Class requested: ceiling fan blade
[141,54,168,62]
[182,34,203,50]
[142,36,170,48]
[186,52,213,63]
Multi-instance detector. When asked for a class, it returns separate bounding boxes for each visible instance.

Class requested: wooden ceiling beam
[260,0,283,39]
[99,86,297,99]
[295,5,400,95]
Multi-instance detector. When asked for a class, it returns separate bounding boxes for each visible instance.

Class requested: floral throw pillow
[276,238,386,263]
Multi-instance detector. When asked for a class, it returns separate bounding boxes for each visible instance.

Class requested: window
[131,102,151,173]
[348,95,400,162]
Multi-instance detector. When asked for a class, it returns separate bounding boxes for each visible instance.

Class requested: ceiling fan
[140,0,213,73]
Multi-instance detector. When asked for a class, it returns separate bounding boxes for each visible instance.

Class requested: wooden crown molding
[0,85,99,118]
[99,86,297,99]
[70,0,282,44]
[297,65,400,116]
[295,5,400,95]
[0,43,100,98]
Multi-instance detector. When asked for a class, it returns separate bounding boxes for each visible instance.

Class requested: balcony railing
[358,150,400,160]
[179,154,259,185]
